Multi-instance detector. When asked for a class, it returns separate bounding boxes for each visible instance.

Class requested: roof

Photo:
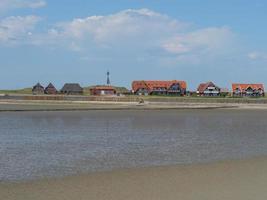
[132,80,187,93]
[197,82,219,93]
[33,83,44,89]
[232,83,264,91]
[45,83,57,90]
[61,83,83,92]
[90,86,116,90]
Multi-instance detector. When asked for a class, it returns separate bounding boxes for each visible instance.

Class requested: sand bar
[1,157,267,200]
[2,99,267,111]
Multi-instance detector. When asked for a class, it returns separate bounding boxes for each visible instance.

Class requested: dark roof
[61,83,83,92]
[45,83,57,93]
[33,83,44,90]
[46,83,56,89]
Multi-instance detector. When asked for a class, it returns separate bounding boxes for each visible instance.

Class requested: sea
[1,109,267,182]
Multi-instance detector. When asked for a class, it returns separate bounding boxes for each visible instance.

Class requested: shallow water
[1,109,267,181]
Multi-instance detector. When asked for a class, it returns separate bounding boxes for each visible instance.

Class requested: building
[89,71,117,96]
[197,82,221,96]
[32,83,44,95]
[232,83,265,97]
[90,86,116,96]
[60,83,83,95]
[45,83,57,95]
[132,80,187,96]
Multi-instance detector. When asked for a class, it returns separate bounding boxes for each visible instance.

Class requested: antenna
[107,70,111,85]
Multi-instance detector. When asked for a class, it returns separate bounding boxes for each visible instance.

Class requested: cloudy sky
[0,0,267,90]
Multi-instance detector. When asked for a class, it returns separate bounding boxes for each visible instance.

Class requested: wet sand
[1,157,267,200]
[2,99,267,111]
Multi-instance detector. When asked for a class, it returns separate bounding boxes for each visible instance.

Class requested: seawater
[1,109,267,181]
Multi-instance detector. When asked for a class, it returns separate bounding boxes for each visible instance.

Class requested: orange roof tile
[232,83,264,92]
[132,80,187,93]
[197,82,219,93]
[90,86,116,90]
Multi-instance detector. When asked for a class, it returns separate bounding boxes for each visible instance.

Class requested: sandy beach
[1,100,267,200]
[1,99,267,111]
[1,157,267,200]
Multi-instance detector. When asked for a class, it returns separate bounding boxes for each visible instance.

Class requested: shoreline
[2,156,267,200]
[2,99,267,111]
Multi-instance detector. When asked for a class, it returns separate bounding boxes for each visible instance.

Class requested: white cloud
[25,0,46,8]
[0,0,46,12]
[162,27,234,54]
[0,8,237,66]
[0,15,41,44]
[248,51,267,60]
[39,8,235,62]
[50,9,184,46]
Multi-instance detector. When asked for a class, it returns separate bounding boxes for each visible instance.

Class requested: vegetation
[0,88,32,95]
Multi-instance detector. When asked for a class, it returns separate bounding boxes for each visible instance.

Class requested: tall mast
[107,71,111,86]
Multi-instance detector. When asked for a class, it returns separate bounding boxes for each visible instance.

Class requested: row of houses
[32,83,117,96]
[132,80,187,96]
[32,83,84,95]
[32,80,265,97]
[132,80,265,97]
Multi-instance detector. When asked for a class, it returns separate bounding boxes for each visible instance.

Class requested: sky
[0,0,267,90]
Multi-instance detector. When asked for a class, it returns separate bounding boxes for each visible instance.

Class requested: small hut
[32,83,44,95]
[90,86,116,96]
[60,83,83,95]
[45,83,57,95]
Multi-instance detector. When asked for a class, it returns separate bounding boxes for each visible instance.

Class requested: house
[90,86,116,96]
[232,83,265,97]
[32,83,44,95]
[45,83,57,95]
[197,82,221,96]
[60,83,83,95]
[132,80,187,96]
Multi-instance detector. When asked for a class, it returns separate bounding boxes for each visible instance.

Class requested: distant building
[89,71,117,96]
[232,83,265,97]
[90,86,116,96]
[197,82,221,96]
[45,83,57,95]
[32,83,44,95]
[132,80,187,96]
[60,83,83,95]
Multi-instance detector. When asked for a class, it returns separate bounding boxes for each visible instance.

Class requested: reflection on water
[1,109,267,181]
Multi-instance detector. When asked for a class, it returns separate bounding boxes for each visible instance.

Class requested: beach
[1,157,267,200]
[1,99,267,111]
[1,102,267,199]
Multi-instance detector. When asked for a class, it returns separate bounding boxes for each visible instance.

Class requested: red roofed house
[197,82,221,96]
[232,83,264,97]
[90,86,116,96]
[132,80,187,96]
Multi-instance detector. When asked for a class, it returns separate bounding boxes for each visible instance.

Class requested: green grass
[0,88,32,95]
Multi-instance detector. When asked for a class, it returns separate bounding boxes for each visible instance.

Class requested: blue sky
[0,0,267,90]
